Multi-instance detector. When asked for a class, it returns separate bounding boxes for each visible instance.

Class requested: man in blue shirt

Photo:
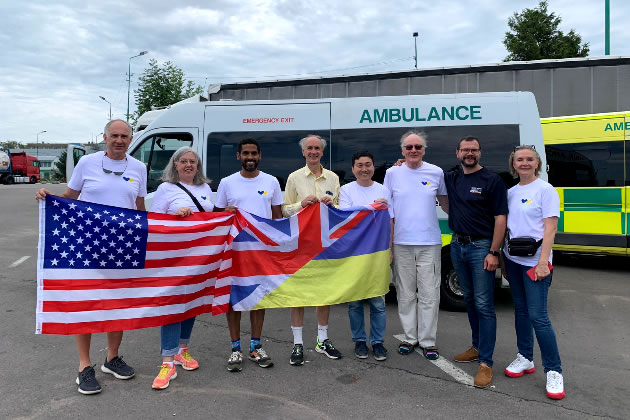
[444,136,507,389]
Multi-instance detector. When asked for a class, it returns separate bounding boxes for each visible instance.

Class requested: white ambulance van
[128,92,544,310]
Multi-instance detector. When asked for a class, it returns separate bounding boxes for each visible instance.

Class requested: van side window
[206,130,330,190]
[131,133,193,193]
[546,141,625,187]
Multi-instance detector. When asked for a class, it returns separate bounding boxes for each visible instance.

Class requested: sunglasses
[102,156,128,176]
[404,144,424,151]
[514,144,536,151]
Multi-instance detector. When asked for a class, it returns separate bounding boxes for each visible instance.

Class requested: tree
[132,59,203,125]
[52,150,80,182]
[503,1,589,62]
[0,140,26,149]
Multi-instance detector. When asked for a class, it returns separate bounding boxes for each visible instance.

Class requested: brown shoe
[474,363,493,388]
[453,346,479,363]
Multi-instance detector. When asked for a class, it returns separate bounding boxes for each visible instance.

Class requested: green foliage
[503,1,589,61]
[0,140,26,149]
[52,150,81,182]
[132,59,203,125]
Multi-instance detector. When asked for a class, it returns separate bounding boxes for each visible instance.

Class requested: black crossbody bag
[507,232,543,257]
[175,182,206,213]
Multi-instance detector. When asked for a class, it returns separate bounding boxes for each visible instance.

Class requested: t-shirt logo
[201,196,209,201]
[470,187,482,194]
[122,177,134,183]
[257,191,268,196]
[521,198,532,204]
[326,191,333,196]
[421,181,431,186]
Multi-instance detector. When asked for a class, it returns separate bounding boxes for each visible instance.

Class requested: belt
[452,233,491,244]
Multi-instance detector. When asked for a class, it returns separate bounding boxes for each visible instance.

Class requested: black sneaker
[315,338,342,359]
[101,356,135,379]
[290,344,304,366]
[372,343,388,361]
[76,365,102,395]
[354,341,368,359]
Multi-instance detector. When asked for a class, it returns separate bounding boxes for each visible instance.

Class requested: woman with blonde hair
[502,145,565,400]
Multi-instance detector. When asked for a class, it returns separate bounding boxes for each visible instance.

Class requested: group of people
[36,119,565,401]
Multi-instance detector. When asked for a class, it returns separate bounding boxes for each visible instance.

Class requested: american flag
[36,196,237,335]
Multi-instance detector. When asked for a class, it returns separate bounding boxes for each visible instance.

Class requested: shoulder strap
[175,182,205,213]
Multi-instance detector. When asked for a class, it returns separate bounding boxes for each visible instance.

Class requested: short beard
[460,158,478,168]
[242,160,258,172]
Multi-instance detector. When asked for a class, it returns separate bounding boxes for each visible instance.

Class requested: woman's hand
[224,206,237,213]
[175,207,193,217]
[534,262,550,281]
[375,198,388,204]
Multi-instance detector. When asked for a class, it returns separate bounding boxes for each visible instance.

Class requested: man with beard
[444,136,508,389]
[214,138,283,372]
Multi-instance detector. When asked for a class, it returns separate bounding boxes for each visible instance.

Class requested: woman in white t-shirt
[149,147,213,390]
[502,145,565,400]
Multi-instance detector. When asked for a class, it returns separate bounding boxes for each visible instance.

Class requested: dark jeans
[450,239,496,366]
[504,257,562,373]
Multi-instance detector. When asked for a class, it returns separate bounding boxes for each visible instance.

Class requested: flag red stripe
[148,221,232,234]
[148,212,233,222]
[212,303,229,315]
[40,305,215,335]
[329,211,369,239]
[235,212,279,246]
[42,269,220,290]
[146,235,228,251]
[144,253,225,269]
[42,286,215,313]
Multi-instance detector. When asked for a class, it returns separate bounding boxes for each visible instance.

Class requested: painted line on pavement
[9,256,30,268]
[394,333,474,386]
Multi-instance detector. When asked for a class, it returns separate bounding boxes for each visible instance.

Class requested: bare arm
[484,214,506,271]
[271,205,282,220]
[534,216,558,280]
[36,187,80,201]
[135,197,146,212]
[437,195,449,214]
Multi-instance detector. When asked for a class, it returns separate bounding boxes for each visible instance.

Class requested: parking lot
[1,183,629,419]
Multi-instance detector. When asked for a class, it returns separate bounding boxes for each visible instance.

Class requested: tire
[440,248,467,312]
[6,176,14,185]
[30,176,37,184]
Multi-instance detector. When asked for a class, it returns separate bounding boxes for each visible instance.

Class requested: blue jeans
[504,257,562,373]
[161,316,196,357]
[348,296,386,345]
[450,239,496,366]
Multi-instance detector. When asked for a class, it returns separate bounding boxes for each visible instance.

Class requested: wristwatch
[488,250,500,257]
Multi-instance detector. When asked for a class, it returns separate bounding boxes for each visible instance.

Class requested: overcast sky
[1,0,628,144]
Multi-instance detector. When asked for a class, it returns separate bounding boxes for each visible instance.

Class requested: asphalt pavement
[1,184,628,419]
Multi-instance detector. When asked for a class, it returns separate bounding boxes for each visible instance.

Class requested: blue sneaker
[354,341,368,359]
[372,343,388,361]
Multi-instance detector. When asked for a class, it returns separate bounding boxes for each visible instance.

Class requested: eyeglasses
[178,159,198,165]
[404,144,425,151]
[459,148,480,153]
[102,156,128,176]
[514,145,536,151]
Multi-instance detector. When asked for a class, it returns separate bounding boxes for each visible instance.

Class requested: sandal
[422,346,439,360]
[398,342,417,355]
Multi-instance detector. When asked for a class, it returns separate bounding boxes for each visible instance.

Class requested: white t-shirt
[504,178,560,266]
[214,171,283,219]
[68,151,147,209]
[384,162,447,245]
[151,182,213,214]
[339,181,393,218]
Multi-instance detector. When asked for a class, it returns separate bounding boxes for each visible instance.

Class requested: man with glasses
[384,130,448,361]
[213,138,283,372]
[445,136,507,389]
[35,119,146,395]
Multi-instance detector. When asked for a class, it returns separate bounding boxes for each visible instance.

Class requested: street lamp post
[99,96,112,120]
[413,32,419,69]
[127,51,148,122]
[36,130,46,158]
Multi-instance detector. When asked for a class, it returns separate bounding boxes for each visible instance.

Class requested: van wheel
[440,250,466,312]
[30,176,37,184]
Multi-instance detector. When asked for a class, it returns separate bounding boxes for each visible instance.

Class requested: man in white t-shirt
[213,138,282,372]
[36,119,146,395]
[384,130,448,360]
[339,151,392,361]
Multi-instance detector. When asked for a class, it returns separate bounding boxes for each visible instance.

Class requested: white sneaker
[546,370,565,400]
[505,353,536,378]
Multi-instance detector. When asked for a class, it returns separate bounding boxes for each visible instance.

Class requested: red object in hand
[527,262,554,281]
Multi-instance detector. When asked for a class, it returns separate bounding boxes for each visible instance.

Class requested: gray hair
[400,130,428,148]
[161,146,210,185]
[298,134,327,150]
[104,119,133,137]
